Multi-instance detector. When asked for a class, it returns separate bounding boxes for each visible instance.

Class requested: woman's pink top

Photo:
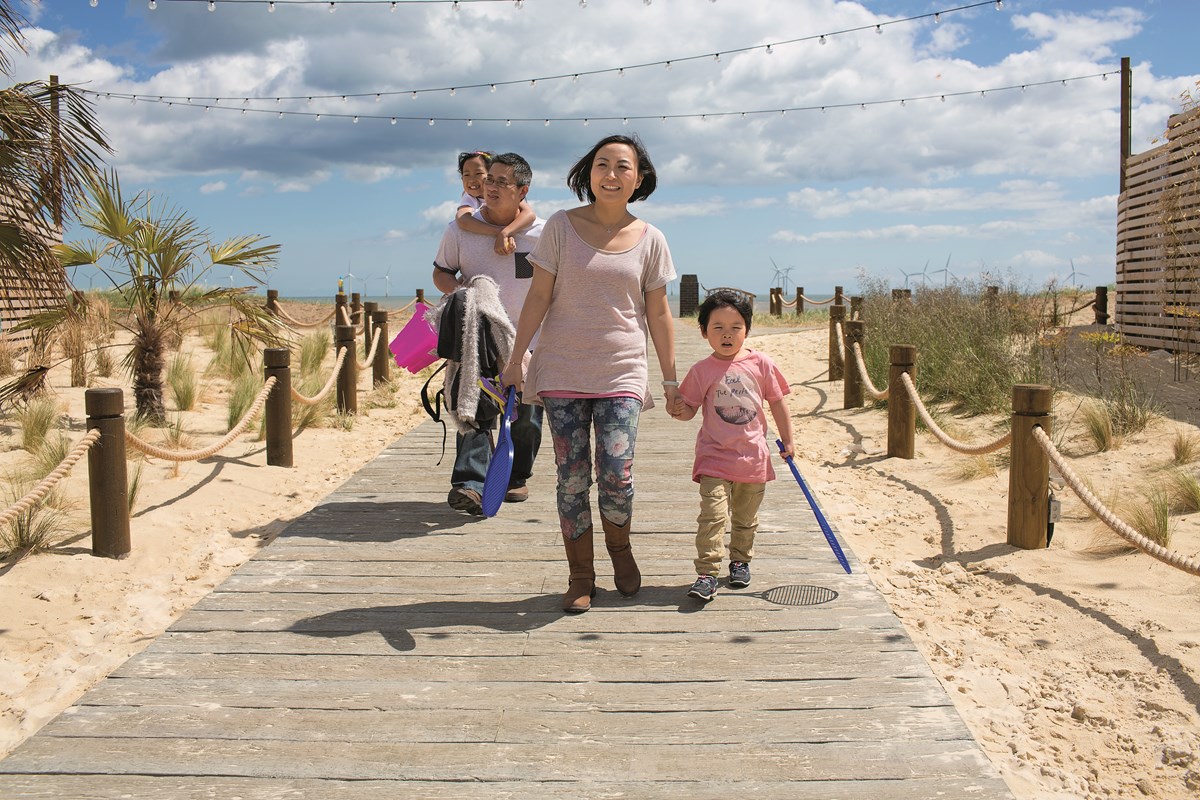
[525,209,676,409]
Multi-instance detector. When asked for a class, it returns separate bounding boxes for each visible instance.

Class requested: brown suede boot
[601,517,641,597]
[562,527,596,613]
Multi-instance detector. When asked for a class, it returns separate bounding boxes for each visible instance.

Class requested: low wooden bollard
[843,320,864,409]
[1094,285,1109,325]
[770,287,782,316]
[85,388,130,558]
[265,289,280,317]
[362,300,378,355]
[886,344,916,459]
[415,288,426,305]
[264,348,293,468]
[794,288,804,315]
[834,285,844,306]
[335,323,358,415]
[335,291,348,325]
[1007,385,1052,550]
[850,295,863,321]
[828,304,845,381]
[371,309,390,386]
[351,292,362,327]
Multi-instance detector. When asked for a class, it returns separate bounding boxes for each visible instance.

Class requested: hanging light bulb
[90,0,98,6]
[316,114,321,121]
[940,95,945,102]
[411,91,417,100]
[278,111,283,118]
[714,53,721,62]
[353,116,359,123]
[391,1,397,11]
[819,35,826,45]
[390,117,397,125]
[268,1,275,10]
[765,45,772,54]
[995,0,1003,8]
[583,118,590,126]
[453,1,460,10]
[449,88,456,96]
[578,0,586,7]
[204,105,210,112]
[572,74,579,83]
[623,117,629,125]
[505,119,512,127]
[340,95,347,104]
[900,99,906,107]
[515,0,524,8]
[329,2,336,12]
[530,79,536,87]
[307,97,313,105]
[490,84,497,92]
[148,0,156,9]
[665,61,672,70]
[375,94,381,103]
[467,119,473,127]
[241,108,246,115]
[1102,73,1109,81]
[876,25,882,34]
[644,0,651,5]
[934,12,941,23]
[544,119,550,126]
[618,68,625,77]
[428,118,435,126]
[207,0,215,11]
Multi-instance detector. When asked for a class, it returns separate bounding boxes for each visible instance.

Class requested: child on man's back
[455,150,536,256]
[668,290,795,602]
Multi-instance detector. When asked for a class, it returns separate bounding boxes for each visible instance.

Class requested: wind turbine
[769,257,794,294]
[383,266,392,298]
[897,265,921,288]
[1066,259,1088,288]
[343,270,358,295]
[928,254,952,287]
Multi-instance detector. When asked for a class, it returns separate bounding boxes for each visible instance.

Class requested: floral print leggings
[542,396,642,541]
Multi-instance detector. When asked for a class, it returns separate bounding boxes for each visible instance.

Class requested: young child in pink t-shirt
[668,290,795,602]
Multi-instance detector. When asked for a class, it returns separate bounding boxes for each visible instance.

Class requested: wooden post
[350,292,362,328]
[1007,385,1053,550]
[362,300,378,355]
[770,287,782,316]
[266,289,280,317]
[834,285,844,306]
[828,304,845,381]
[85,388,130,558]
[679,274,699,317]
[849,295,863,321]
[1120,56,1131,195]
[415,288,426,305]
[335,291,348,326]
[1094,285,1110,325]
[795,287,804,315]
[371,310,390,386]
[843,320,864,409]
[886,345,916,459]
[264,348,293,468]
[335,323,358,415]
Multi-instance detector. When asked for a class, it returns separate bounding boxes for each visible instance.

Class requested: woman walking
[501,134,679,613]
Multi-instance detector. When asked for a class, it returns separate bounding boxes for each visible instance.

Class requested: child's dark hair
[458,150,494,172]
[698,290,753,334]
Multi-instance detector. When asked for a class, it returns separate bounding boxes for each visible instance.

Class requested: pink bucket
[389,302,439,373]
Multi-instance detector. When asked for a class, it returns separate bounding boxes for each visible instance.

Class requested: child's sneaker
[728,561,751,588]
[687,575,718,602]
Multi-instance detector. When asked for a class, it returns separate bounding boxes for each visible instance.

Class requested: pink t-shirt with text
[678,349,790,484]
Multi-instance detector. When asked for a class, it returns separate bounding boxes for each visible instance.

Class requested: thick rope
[396,297,419,314]
[337,306,365,334]
[898,372,1012,455]
[1032,426,1200,576]
[356,327,383,370]
[850,341,889,400]
[801,294,836,305]
[834,321,847,363]
[0,429,102,529]
[1062,298,1096,317]
[779,297,797,308]
[273,304,338,329]
[291,346,349,407]
[125,377,277,462]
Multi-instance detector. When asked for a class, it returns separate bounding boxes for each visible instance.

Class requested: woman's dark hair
[458,150,494,172]
[698,290,754,334]
[565,134,657,203]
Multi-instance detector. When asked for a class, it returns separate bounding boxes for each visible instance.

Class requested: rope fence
[850,341,889,400]
[356,327,383,371]
[898,372,1012,455]
[272,304,338,329]
[0,429,101,530]
[124,377,278,462]
[291,346,349,406]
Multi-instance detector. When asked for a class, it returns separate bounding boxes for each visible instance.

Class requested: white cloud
[199,181,226,194]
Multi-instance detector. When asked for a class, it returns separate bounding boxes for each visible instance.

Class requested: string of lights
[81,0,1005,105]
[79,70,1115,128]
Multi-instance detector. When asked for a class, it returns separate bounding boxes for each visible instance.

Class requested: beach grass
[16,397,60,453]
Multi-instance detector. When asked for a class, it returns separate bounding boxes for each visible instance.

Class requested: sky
[8,0,1200,299]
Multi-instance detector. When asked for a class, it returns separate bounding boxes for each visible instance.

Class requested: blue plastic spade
[777,439,852,574]
[481,387,517,518]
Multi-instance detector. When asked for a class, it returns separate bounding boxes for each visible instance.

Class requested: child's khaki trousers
[694,476,766,576]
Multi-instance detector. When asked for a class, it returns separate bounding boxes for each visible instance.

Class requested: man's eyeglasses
[484,176,521,189]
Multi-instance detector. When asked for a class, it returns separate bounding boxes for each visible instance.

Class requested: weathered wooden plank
[81,675,950,711]
[1,737,1001,782]
[39,703,972,745]
[0,774,1014,800]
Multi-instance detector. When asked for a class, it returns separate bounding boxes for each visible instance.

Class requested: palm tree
[43,171,285,422]
[0,3,111,288]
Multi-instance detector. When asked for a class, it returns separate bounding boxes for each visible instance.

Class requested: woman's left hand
[663,384,680,411]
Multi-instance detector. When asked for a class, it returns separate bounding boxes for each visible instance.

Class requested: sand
[1,311,1198,799]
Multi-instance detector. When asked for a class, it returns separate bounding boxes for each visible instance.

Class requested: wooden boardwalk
[0,326,1014,799]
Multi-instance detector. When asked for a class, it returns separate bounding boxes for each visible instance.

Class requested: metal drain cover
[761,584,838,606]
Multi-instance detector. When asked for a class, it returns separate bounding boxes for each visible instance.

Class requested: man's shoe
[728,561,751,588]
[447,487,484,516]
[504,485,529,503]
[687,575,719,602]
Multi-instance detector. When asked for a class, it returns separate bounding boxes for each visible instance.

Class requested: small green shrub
[1081,400,1116,452]
[1169,469,1200,514]
[1171,428,1200,465]
[167,351,199,411]
[1125,489,1172,547]
[31,433,72,481]
[299,331,331,378]
[0,470,69,558]
[227,372,262,432]
[17,396,60,452]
